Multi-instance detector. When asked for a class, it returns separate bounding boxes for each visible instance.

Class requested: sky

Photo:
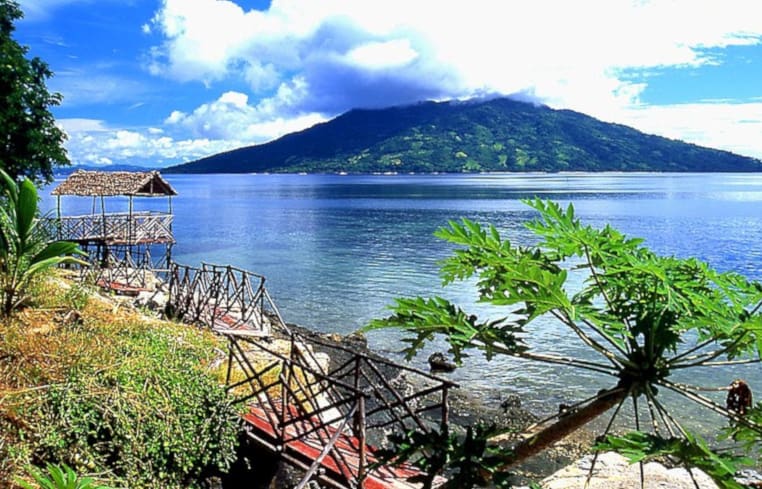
[14,0,762,168]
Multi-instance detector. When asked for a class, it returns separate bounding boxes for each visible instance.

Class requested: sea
[41,172,762,435]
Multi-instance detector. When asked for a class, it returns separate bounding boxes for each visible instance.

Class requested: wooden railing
[65,244,163,294]
[91,246,158,293]
[225,330,454,488]
[163,260,453,487]
[42,212,174,245]
[166,263,279,336]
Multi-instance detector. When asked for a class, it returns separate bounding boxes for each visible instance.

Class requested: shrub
[16,463,111,489]
[0,169,85,317]
[1,288,241,488]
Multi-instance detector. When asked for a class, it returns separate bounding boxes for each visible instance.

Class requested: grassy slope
[0,274,239,488]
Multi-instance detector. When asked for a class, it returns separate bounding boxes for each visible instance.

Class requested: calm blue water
[42,172,762,430]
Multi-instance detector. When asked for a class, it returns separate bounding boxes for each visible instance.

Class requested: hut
[47,170,178,292]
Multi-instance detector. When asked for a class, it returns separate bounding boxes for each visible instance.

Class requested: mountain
[163,98,762,174]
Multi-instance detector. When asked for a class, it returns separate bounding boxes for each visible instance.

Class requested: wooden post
[354,357,367,482]
[441,386,450,435]
[128,195,133,245]
[56,195,62,239]
[225,337,234,387]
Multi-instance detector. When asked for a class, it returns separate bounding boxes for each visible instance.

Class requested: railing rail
[225,329,454,488]
[41,212,174,245]
[166,262,278,335]
[166,261,453,488]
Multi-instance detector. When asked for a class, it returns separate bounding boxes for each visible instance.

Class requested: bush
[16,463,111,489]
[1,285,241,488]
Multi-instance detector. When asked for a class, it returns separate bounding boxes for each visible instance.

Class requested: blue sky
[15,0,762,168]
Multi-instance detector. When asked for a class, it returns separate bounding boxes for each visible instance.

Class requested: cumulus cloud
[60,0,762,167]
[136,0,762,158]
[164,89,325,141]
[59,118,243,167]
[146,0,762,112]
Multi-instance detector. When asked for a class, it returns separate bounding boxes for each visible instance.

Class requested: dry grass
[0,272,232,487]
[1,275,224,393]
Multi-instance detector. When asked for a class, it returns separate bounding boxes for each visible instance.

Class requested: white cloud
[59,118,240,167]
[165,89,325,141]
[618,101,762,159]
[59,0,762,166]
[51,69,149,107]
[345,40,418,70]
[144,0,762,122]
[19,0,123,21]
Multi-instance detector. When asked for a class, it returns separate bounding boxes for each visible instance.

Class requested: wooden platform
[242,405,445,489]
[95,279,148,296]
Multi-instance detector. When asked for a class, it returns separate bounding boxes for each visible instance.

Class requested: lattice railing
[77,245,160,292]
[166,262,278,336]
[225,330,454,488]
[42,212,174,244]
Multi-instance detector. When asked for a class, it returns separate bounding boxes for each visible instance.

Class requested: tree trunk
[497,386,628,469]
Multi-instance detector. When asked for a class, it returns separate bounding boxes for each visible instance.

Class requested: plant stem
[497,386,628,469]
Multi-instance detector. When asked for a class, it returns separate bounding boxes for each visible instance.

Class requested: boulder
[516,451,718,489]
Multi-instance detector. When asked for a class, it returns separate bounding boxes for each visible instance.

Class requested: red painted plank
[242,405,439,489]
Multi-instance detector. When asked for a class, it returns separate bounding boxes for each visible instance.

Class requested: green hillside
[164,98,762,174]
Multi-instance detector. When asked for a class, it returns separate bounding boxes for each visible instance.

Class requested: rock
[428,352,456,372]
[500,395,522,411]
[516,452,719,489]
[134,290,168,311]
[736,469,762,487]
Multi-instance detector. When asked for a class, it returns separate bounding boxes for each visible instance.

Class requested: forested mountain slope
[164,98,762,174]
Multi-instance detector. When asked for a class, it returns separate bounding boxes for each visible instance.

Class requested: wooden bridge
[166,262,454,489]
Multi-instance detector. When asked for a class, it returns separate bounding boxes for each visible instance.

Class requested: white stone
[526,452,719,489]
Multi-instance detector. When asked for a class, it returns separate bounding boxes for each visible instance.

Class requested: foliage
[0,0,69,185]
[596,431,751,489]
[366,199,762,487]
[165,98,762,174]
[724,403,762,455]
[0,287,241,488]
[16,463,111,489]
[375,425,515,489]
[0,169,85,316]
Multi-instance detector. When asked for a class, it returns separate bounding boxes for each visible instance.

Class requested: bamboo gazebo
[47,170,178,292]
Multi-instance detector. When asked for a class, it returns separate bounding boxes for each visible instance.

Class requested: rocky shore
[284,324,596,486]
[128,289,752,488]
[281,326,762,489]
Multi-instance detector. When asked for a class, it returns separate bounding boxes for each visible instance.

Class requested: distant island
[163,97,762,174]
[54,164,152,176]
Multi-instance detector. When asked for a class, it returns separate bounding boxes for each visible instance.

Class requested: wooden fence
[166,262,280,336]
[44,212,174,245]
[225,330,454,488]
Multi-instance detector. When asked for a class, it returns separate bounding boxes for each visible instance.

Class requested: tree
[0,0,68,185]
[0,169,84,316]
[367,199,762,488]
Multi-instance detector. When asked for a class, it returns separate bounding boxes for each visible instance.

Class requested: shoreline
[284,322,597,485]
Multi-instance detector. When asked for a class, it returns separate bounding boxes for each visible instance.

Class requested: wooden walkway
[164,261,455,488]
[225,332,453,489]
[167,263,273,335]
[243,404,441,489]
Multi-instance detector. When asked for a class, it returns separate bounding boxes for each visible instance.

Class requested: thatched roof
[51,170,178,197]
